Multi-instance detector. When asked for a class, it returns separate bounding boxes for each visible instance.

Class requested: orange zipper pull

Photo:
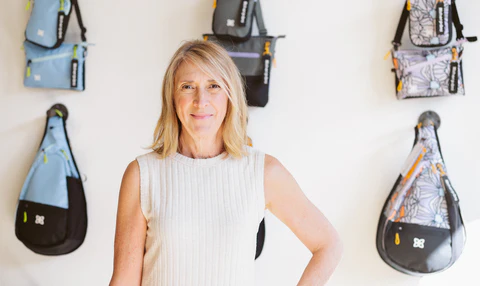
[452,47,458,61]
[407,0,411,11]
[263,41,272,56]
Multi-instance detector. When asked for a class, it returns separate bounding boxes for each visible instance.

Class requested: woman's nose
[193,89,209,108]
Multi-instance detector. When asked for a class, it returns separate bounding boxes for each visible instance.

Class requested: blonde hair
[150,40,249,159]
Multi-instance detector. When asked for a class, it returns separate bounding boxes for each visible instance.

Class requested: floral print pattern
[409,0,451,47]
[394,45,464,99]
[385,125,451,229]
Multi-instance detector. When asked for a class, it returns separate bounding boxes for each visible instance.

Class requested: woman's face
[173,61,229,139]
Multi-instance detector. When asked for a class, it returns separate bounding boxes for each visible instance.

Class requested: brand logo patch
[240,1,249,24]
[34,74,41,81]
[227,19,235,27]
[37,29,44,37]
[71,60,78,88]
[263,59,270,84]
[58,13,65,39]
[436,2,445,35]
[35,215,45,225]
[413,237,425,249]
[449,62,458,93]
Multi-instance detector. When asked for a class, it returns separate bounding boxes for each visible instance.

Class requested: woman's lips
[190,113,213,119]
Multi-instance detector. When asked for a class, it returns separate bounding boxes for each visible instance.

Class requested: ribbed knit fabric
[136,146,265,286]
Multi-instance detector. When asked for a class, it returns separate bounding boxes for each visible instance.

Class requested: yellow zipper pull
[407,0,411,11]
[395,233,401,245]
[203,35,208,41]
[43,152,48,164]
[384,50,391,61]
[55,109,63,117]
[213,0,216,8]
[24,211,28,223]
[397,80,403,92]
[437,163,446,176]
[73,45,78,59]
[61,149,69,161]
[26,60,32,77]
[25,0,31,11]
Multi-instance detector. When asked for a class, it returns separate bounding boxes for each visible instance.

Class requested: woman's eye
[181,85,194,90]
[209,84,221,89]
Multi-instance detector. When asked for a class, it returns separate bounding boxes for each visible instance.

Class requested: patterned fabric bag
[394,0,475,48]
[392,43,465,99]
[388,0,476,99]
[376,111,465,275]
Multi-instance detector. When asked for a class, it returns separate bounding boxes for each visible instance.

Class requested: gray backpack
[212,0,267,42]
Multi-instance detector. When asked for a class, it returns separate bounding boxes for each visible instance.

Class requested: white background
[1,0,480,285]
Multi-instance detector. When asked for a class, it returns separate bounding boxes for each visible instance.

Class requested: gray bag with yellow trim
[204,34,284,107]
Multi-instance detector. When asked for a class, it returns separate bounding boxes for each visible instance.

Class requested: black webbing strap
[254,0,267,36]
[451,0,477,42]
[71,0,87,42]
[392,1,409,50]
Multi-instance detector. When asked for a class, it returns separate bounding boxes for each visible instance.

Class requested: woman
[110,40,343,286]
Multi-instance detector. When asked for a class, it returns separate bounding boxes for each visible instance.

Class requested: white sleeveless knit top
[136,146,265,286]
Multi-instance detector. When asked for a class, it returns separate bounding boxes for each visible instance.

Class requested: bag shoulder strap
[254,0,267,36]
[71,0,87,42]
[392,1,409,49]
[451,0,477,42]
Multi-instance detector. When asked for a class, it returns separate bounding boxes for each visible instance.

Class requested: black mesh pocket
[385,222,452,273]
[16,200,68,246]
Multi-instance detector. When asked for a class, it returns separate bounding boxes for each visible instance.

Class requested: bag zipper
[26,52,73,77]
[227,52,261,58]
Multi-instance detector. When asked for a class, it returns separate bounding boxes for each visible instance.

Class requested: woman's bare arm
[264,155,343,286]
[110,160,147,286]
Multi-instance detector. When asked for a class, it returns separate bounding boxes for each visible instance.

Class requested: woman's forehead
[175,60,221,83]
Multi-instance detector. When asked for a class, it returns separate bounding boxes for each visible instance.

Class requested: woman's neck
[178,131,225,159]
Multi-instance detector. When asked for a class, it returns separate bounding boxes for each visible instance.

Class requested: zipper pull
[263,41,272,56]
[384,50,391,61]
[213,0,216,8]
[43,149,48,164]
[61,149,69,161]
[436,163,446,176]
[452,47,458,61]
[25,0,31,11]
[273,57,277,68]
[59,0,65,11]
[395,233,400,245]
[397,80,403,92]
[73,45,78,59]
[407,0,411,11]
[26,60,32,77]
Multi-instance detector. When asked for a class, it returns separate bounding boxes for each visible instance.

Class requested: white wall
[1,0,480,285]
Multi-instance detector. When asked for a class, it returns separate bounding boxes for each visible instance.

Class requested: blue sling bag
[15,104,88,255]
